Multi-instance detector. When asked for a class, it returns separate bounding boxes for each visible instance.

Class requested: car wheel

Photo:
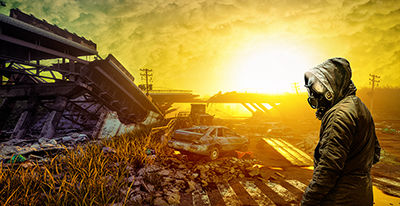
[209,146,220,160]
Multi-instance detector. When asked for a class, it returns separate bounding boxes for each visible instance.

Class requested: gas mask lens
[306,87,312,96]
[308,96,318,109]
[305,86,319,109]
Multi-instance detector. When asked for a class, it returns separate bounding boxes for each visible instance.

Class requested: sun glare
[229,41,317,94]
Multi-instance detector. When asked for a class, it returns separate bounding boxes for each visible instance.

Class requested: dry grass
[0,126,170,205]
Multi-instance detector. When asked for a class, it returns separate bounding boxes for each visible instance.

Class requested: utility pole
[293,82,299,95]
[369,73,380,114]
[140,68,153,95]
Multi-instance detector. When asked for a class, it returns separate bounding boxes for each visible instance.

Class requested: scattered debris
[0,133,87,163]
[236,150,253,159]
[5,154,26,163]
[102,146,117,154]
[382,128,399,135]
[115,150,262,205]
[145,148,156,155]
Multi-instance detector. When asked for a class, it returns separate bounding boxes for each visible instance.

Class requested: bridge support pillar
[40,96,68,139]
[11,97,39,139]
[0,98,16,130]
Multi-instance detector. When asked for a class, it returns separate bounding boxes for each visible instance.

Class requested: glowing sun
[230,41,317,94]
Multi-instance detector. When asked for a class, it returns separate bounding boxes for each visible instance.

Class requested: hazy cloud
[1,0,399,94]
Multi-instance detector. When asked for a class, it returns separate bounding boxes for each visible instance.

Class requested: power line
[369,73,380,113]
[293,82,299,94]
[140,68,153,95]
[369,74,380,91]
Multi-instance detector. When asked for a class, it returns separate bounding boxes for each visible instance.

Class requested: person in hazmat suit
[301,57,381,205]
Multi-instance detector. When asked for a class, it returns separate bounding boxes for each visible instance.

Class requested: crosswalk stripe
[270,138,312,166]
[240,180,276,206]
[270,138,309,165]
[205,183,225,206]
[263,137,313,166]
[188,179,312,206]
[266,181,297,202]
[216,182,241,206]
[285,180,308,192]
[263,138,304,166]
[278,138,313,163]
[374,177,400,188]
[192,187,211,206]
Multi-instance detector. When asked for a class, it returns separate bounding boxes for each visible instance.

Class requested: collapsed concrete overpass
[0,9,162,140]
[150,91,282,115]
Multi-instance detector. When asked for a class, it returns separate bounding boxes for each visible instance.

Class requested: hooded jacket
[301,58,381,205]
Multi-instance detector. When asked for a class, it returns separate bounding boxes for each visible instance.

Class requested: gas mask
[304,72,333,119]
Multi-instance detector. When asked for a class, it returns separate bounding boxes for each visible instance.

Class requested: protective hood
[308,57,357,107]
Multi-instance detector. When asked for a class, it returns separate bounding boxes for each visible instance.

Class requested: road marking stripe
[270,138,310,166]
[263,138,303,166]
[266,181,297,202]
[278,138,314,163]
[192,187,211,206]
[216,182,241,206]
[374,177,400,188]
[285,180,308,192]
[240,180,276,206]
[205,182,225,206]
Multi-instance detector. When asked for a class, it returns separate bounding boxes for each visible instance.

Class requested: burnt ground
[2,116,398,205]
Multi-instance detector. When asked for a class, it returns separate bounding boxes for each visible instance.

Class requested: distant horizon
[163,86,400,97]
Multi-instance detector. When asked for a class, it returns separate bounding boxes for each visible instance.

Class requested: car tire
[209,146,220,160]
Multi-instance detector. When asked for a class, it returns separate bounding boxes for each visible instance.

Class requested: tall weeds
[0,126,168,205]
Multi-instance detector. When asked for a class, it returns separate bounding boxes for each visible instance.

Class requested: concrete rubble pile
[121,154,262,205]
[0,133,87,162]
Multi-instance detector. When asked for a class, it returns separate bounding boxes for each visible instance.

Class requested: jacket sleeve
[373,135,381,164]
[301,110,356,205]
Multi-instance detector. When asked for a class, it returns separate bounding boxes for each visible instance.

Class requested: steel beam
[0,82,84,99]
[241,103,255,114]
[249,103,265,113]
[0,33,89,64]
[256,103,270,113]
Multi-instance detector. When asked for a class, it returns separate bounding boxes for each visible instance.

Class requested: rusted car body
[168,126,249,160]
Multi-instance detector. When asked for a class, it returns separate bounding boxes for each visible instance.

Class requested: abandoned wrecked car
[168,126,249,160]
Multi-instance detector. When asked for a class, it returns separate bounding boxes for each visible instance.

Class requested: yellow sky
[2,0,400,95]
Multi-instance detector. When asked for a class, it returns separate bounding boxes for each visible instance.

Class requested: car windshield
[224,129,238,137]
